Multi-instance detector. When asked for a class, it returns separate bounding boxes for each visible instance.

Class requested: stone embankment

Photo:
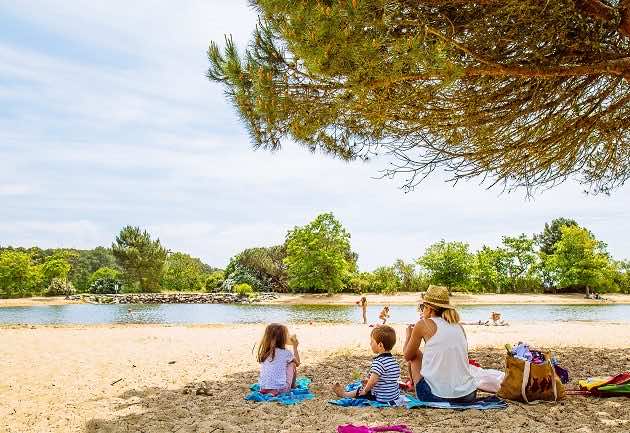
[65,292,278,304]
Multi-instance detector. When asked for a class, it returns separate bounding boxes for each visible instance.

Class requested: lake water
[0,303,629,325]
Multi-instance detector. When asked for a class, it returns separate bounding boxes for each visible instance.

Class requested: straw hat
[422,285,455,310]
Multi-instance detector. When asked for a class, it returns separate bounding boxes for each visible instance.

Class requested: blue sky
[1,1,629,270]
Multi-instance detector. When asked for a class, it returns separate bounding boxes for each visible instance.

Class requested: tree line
[1,215,628,298]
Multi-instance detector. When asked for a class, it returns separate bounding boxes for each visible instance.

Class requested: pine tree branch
[369,57,630,87]
[620,0,630,36]
[573,0,630,36]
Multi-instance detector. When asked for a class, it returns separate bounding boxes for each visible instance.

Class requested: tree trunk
[585,285,590,298]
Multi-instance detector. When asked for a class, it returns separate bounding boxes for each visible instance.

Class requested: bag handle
[520,361,531,404]
[521,359,559,403]
[551,361,558,401]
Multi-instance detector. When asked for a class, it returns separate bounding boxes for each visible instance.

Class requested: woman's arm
[403,321,425,361]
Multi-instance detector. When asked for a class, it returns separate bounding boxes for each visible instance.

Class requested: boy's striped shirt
[370,352,401,402]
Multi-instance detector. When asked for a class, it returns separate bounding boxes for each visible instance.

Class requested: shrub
[234,283,254,296]
[46,278,76,296]
[89,277,121,294]
[205,271,225,292]
[221,265,267,292]
[89,267,121,287]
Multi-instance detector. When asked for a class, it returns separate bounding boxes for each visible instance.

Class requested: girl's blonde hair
[257,323,288,363]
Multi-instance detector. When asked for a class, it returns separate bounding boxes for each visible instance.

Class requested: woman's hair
[426,304,461,324]
[257,323,288,363]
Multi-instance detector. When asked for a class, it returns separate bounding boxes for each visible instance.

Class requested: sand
[2,292,629,308]
[1,322,629,433]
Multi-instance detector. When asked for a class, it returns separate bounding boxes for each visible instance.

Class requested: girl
[257,323,301,395]
[356,296,368,324]
[403,286,477,403]
[379,306,390,324]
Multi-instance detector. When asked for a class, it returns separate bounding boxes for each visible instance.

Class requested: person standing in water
[356,296,368,324]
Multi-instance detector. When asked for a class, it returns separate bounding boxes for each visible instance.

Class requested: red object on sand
[468,359,481,368]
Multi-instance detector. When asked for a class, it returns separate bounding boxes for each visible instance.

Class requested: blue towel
[329,380,403,407]
[329,381,508,410]
[245,377,314,405]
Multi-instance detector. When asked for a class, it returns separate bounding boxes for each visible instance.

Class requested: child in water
[356,296,368,324]
[257,323,301,395]
[379,306,390,324]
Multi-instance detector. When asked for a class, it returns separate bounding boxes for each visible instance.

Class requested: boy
[332,325,401,403]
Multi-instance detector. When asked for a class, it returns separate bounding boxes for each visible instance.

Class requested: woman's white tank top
[420,317,478,398]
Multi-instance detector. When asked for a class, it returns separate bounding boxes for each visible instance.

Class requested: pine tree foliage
[208,0,630,194]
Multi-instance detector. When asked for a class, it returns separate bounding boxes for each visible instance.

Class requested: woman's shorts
[415,378,477,403]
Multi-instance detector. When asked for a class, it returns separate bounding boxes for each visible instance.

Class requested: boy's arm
[358,373,379,395]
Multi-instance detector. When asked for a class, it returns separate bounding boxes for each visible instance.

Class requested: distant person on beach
[379,306,390,324]
[257,323,301,396]
[356,296,368,324]
[462,311,508,326]
[332,325,401,403]
[403,285,477,403]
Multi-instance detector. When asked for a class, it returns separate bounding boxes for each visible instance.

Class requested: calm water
[0,303,629,325]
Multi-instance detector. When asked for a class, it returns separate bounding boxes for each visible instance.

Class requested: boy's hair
[257,323,288,363]
[371,325,396,351]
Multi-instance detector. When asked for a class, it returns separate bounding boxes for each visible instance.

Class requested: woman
[403,285,477,402]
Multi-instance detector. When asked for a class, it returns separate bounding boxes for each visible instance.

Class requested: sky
[1,1,629,270]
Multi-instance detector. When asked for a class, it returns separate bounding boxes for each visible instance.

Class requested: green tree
[68,247,118,291]
[470,246,510,293]
[205,270,225,292]
[348,271,372,293]
[208,1,630,194]
[284,212,354,293]
[534,218,580,292]
[535,218,579,255]
[417,241,472,291]
[41,257,71,286]
[0,251,42,297]
[112,226,167,292]
[393,259,427,292]
[225,245,288,292]
[546,225,611,296]
[369,266,401,294]
[161,252,207,292]
[88,267,122,288]
[502,234,539,292]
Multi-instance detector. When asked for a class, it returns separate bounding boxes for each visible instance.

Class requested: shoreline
[1,319,629,330]
[1,292,629,307]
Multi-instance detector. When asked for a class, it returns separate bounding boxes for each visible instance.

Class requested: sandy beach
[1,322,629,433]
[2,292,630,308]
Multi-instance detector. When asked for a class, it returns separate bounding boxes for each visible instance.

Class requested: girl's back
[259,347,294,390]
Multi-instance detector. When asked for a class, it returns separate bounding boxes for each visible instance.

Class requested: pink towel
[337,425,413,433]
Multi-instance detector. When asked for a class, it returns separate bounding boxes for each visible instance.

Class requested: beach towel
[406,395,508,410]
[329,381,409,407]
[577,372,630,397]
[329,381,508,410]
[245,377,314,405]
[337,424,413,433]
